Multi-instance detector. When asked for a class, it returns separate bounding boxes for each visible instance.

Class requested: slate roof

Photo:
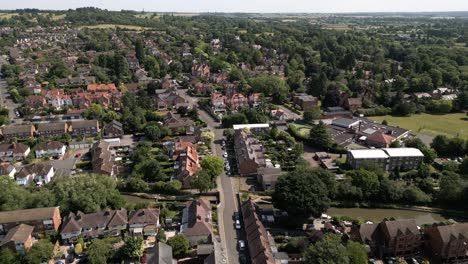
[0,207,59,224]
[2,124,34,135]
[35,141,65,151]
[184,199,212,237]
[0,224,34,246]
[381,219,420,238]
[128,208,160,225]
[0,143,30,154]
[431,223,468,243]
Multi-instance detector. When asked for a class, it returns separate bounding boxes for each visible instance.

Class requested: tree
[144,125,161,141]
[0,248,19,264]
[190,169,214,193]
[309,121,332,150]
[303,106,321,122]
[83,103,105,120]
[135,39,145,63]
[347,169,380,200]
[346,241,367,264]
[122,236,144,259]
[322,86,341,108]
[200,155,224,179]
[200,131,215,145]
[222,113,248,128]
[431,135,450,157]
[273,167,331,218]
[461,156,468,177]
[133,158,167,182]
[248,75,289,103]
[49,174,125,214]
[86,238,114,264]
[167,234,189,258]
[303,234,349,264]
[25,239,54,264]
[439,171,463,204]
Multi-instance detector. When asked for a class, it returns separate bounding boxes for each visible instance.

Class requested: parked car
[235,220,241,229]
[238,240,245,251]
[75,153,82,158]
[223,152,228,158]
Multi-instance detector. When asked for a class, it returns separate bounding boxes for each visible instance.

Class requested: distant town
[0,7,467,264]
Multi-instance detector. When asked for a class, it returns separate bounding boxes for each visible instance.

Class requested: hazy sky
[3,0,468,13]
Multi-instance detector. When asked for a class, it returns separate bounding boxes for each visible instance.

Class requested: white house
[15,163,55,186]
[35,141,66,158]
[0,143,30,162]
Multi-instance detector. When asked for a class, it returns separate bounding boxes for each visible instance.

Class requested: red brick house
[181,199,212,246]
[292,93,319,110]
[234,130,266,175]
[24,95,46,109]
[366,132,395,148]
[0,207,61,236]
[1,124,36,140]
[0,224,34,253]
[380,219,422,257]
[191,64,210,78]
[87,83,117,93]
[36,122,69,138]
[425,223,468,264]
[174,145,200,189]
[342,97,363,111]
[226,93,249,109]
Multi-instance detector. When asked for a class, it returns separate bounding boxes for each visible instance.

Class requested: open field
[78,24,152,30]
[369,113,468,139]
[0,13,17,19]
[291,123,312,137]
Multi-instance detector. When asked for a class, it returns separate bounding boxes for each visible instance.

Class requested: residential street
[178,89,240,264]
[0,56,20,122]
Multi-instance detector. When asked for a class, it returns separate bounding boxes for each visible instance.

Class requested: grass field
[78,24,152,30]
[369,113,468,139]
[0,13,17,19]
[291,123,312,137]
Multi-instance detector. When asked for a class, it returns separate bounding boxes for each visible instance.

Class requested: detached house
[87,83,117,93]
[191,64,210,78]
[35,141,66,159]
[128,208,160,236]
[226,93,249,109]
[249,93,262,107]
[292,93,319,110]
[210,93,226,113]
[15,163,55,186]
[1,124,35,140]
[164,112,196,134]
[155,92,188,111]
[181,199,212,246]
[60,209,128,244]
[0,143,30,162]
[24,95,46,110]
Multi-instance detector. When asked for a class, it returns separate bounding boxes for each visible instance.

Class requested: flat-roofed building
[347,149,389,170]
[383,148,424,171]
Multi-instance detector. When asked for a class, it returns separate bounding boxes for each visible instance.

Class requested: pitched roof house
[366,132,395,148]
[0,143,30,162]
[0,164,16,178]
[424,223,468,263]
[174,145,200,189]
[69,120,100,137]
[241,199,275,264]
[35,141,66,158]
[60,209,128,244]
[155,92,188,111]
[128,208,160,236]
[24,95,46,109]
[103,120,124,138]
[36,122,69,138]
[181,199,212,246]
[234,130,266,175]
[87,83,117,93]
[380,219,422,257]
[15,163,55,186]
[0,207,61,235]
[1,124,35,140]
[0,224,34,253]
[90,140,115,176]
[256,167,282,191]
[147,242,177,264]
[191,64,210,78]
[164,112,196,134]
[226,93,249,109]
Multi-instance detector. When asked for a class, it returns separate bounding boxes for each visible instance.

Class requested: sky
[3,0,468,13]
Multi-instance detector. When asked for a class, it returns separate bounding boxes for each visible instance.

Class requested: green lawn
[292,123,312,137]
[369,113,468,139]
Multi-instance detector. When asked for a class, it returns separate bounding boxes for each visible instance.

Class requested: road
[178,89,240,264]
[0,57,20,122]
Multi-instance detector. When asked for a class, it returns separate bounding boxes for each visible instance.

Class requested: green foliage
[49,174,125,214]
[25,239,55,264]
[190,169,214,193]
[308,121,332,150]
[200,155,224,178]
[86,238,115,264]
[0,248,20,264]
[347,169,380,200]
[133,158,167,182]
[303,234,349,264]
[248,74,289,103]
[122,236,144,259]
[346,241,367,264]
[167,234,189,258]
[273,167,331,218]
[303,106,321,122]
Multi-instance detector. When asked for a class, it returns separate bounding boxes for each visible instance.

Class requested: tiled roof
[128,208,160,225]
[0,224,34,246]
[0,207,59,224]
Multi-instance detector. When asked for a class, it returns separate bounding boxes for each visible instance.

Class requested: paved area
[278,105,302,121]
[178,89,239,264]
[0,63,21,122]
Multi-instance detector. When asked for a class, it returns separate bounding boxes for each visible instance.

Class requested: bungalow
[35,141,66,159]
[181,199,212,246]
[0,224,34,253]
[103,120,124,138]
[0,143,30,162]
[60,209,128,244]
[69,120,100,137]
[128,208,160,236]
[36,122,69,138]
[15,163,55,186]
[1,124,36,141]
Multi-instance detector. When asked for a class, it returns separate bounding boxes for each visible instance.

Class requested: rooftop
[382,148,424,157]
[348,149,389,159]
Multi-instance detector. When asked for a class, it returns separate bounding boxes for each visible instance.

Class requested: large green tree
[303,234,349,264]
[122,236,144,259]
[25,240,54,264]
[200,156,224,179]
[273,167,331,218]
[167,234,189,258]
[309,121,332,150]
[86,238,114,264]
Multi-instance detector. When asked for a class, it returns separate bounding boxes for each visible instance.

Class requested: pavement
[178,89,240,264]
[0,60,21,122]
[278,105,302,121]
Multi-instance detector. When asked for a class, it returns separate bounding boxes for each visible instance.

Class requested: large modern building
[347,148,424,171]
